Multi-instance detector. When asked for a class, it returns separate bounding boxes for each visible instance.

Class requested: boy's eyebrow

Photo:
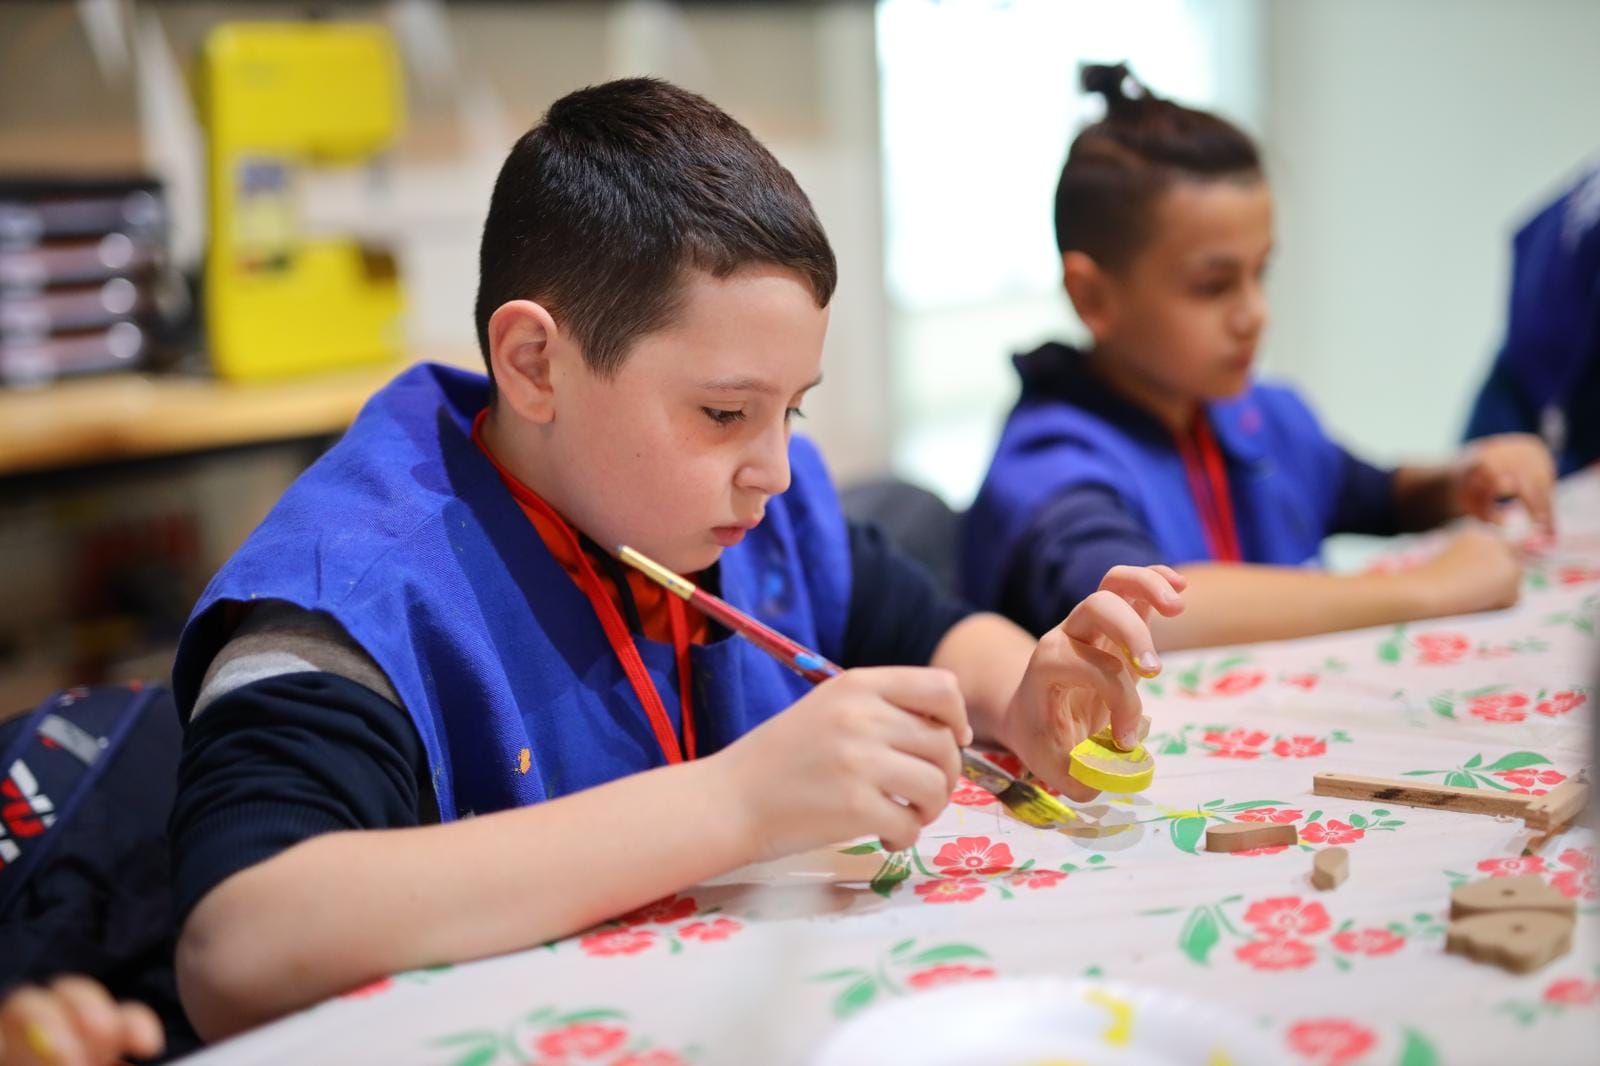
[700,373,824,395]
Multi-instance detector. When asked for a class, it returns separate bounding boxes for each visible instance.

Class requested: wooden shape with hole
[1445,911,1573,974]
[1449,875,1577,920]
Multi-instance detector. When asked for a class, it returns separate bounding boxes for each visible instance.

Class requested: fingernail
[24,1022,56,1063]
[1116,731,1138,751]
[1137,651,1161,675]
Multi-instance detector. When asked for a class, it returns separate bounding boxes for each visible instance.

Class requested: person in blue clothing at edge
[963,63,1558,650]
[164,78,1187,1043]
[1465,162,1600,477]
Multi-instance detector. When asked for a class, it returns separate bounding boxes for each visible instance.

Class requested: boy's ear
[488,300,562,424]
[1061,251,1118,343]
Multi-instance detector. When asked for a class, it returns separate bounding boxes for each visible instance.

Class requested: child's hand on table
[1000,565,1186,801]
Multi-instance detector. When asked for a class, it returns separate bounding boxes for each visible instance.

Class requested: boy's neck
[480,404,570,512]
[1083,346,1201,434]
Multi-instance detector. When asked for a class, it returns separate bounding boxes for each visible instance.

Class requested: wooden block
[1523,779,1590,833]
[1068,737,1154,793]
[1445,911,1573,974]
[1311,846,1348,890]
[1313,773,1534,818]
[1205,822,1297,853]
[1449,875,1576,920]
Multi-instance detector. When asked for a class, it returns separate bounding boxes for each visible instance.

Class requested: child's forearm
[928,612,1034,745]
[1148,563,1438,650]
[177,756,756,1042]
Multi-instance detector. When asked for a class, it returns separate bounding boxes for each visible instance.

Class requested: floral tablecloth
[183,474,1600,1066]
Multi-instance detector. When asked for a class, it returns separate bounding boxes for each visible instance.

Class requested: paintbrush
[616,544,1076,828]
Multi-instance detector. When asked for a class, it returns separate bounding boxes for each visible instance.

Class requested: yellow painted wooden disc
[1067,732,1155,793]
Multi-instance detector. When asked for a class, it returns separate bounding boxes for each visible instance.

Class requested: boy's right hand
[0,977,163,1066]
[1407,527,1523,616]
[715,667,971,862]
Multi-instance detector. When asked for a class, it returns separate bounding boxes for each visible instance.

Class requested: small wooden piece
[1449,875,1577,920]
[1445,911,1573,974]
[1311,846,1348,890]
[1068,717,1156,793]
[1204,822,1297,853]
[1313,773,1534,818]
[1523,779,1590,833]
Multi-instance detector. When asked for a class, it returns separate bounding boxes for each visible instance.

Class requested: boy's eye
[1192,278,1232,298]
[702,407,746,426]
[785,406,806,422]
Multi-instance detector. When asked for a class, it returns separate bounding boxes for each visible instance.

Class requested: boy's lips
[711,515,763,547]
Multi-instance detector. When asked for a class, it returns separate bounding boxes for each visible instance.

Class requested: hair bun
[1080,62,1149,115]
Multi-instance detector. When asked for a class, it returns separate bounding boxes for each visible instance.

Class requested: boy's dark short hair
[475,77,837,378]
[1056,63,1262,270]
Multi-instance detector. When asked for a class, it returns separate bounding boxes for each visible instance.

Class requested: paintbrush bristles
[617,545,696,600]
[996,780,1077,828]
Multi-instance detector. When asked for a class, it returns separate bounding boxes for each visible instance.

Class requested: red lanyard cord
[472,413,695,763]
[1173,415,1242,564]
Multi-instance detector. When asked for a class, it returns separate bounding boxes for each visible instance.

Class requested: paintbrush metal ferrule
[617,545,696,600]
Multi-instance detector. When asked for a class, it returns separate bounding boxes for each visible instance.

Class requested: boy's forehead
[1153,178,1273,261]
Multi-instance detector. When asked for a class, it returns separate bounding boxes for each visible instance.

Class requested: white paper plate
[810,976,1281,1066]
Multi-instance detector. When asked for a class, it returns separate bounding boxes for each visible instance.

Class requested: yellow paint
[517,747,531,774]
[24,1021,57,1064]
[1067,735,1155,793]
[1085,988,1135,1046]
[1208,1050,1236,1066]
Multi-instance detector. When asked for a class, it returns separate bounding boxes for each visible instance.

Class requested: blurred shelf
[0,354,477,478]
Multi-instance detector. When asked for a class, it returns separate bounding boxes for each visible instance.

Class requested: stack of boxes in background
[0,176,176,386]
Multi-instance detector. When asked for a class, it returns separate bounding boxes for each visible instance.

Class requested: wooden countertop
[0,356,478,477]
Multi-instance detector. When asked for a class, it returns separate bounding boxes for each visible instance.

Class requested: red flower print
[1229,845,1291,857]
[612,1053,688,1066]
[1236,807,1303,824]
[534,1024,629,1061]
[1204,728,1270,759]
[1558,565,1600,586]
[914,877,986,904]
[986,751,1025,778]
[580,929,658,957]
[1236,938,1316,971]
[1243,897,1331,939]
[678,918,741,942]
[1467,693,1529,723]
[534,1022,628,1060]
[1476,855,1547,877]
[1493,768,1566,795]
[905,963,998,990]
[1558,847,1595,873]
[1210,669,1267,696]
[619,895,697,926]
[932,836,1014,877]
[1331,928,1405,956]
[1300,820,1364,846]
[1414,632,1469,665]
[1286,1018,1378,1066]
[1283,674,1319,690]
[1536,690,1587,717]
[950,777,999,806]
[1008,868,1068,889]
[1272,736,1327,758]
[1544,977,1600,1006]
[339,976,394,999]
[1551,869,1597,901]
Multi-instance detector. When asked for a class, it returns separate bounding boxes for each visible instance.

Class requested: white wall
[1262,0,1600,464]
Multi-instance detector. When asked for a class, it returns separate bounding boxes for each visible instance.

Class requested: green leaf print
[450,1047,499,1066]
[1444,772,1477,788]
[839,843,881,855]
[869,852,910,899]
[1464,754,1483,769]
[1378,626,1406,663]
[1171,816,1209,854]
[908,944,988,966]
[1178,907,1221,965]
[1397,1029,1440,1066]
[836,977,879,1019]
[1483,751,1552,772]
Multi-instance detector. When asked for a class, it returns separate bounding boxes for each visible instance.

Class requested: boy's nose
[735,423,792,496]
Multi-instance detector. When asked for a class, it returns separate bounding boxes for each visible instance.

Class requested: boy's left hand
[1459,433,1557,534]
[999,565,1185,801]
